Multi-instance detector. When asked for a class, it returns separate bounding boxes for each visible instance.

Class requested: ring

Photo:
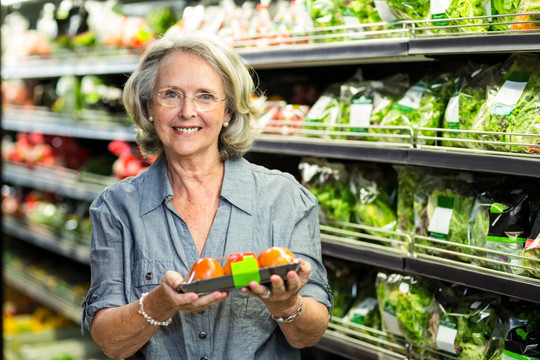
[260,288,272,299]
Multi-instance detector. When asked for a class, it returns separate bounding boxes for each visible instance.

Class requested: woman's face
[148,50,230,161]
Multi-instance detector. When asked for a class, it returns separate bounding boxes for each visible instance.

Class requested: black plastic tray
[177,260,300,295]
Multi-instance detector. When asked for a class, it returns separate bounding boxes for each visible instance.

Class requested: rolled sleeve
[82,189,130,332]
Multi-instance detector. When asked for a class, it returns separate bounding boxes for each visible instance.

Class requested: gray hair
[122,29,265,160]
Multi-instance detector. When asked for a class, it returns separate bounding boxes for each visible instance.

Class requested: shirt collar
[139,155,254,216]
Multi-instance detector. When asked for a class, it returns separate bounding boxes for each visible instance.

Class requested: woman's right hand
[154,270,229,315]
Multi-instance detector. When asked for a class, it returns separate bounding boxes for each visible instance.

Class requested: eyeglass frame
[152,88,227,112]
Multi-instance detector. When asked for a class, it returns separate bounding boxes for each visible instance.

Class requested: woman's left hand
[243,258,310,313]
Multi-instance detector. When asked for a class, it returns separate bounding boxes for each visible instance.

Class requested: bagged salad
[442,62,502,149]
[498,299,540,360]
[338,72,411,142]
[471,53,540,154]
[413,171,476,260]
[470,193,531,274]
[380,71,456,145]
[375,272,438,349]
[298,157,353,223]
[432,285,502,360]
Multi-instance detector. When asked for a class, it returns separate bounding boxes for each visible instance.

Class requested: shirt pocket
[229,291,270,322]
[132,259,174,294]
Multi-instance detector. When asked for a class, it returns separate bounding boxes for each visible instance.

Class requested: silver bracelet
[271,297,304,324]
[138,292,173,327]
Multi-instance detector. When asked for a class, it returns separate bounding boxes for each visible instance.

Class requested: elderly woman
[82,29,332,360]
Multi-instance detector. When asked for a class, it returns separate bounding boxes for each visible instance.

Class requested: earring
[149,116,154,122]
[223,121,229,128]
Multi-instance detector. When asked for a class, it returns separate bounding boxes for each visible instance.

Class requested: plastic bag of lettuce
[298,157,353,224]
[338,73,411,143]
[470,192,531,275]
[432,285,502,360]
[381,71,457,145]
[413,171,476,261]
[442,62,501,149]
[471,53,540,154]
[375,272,438,353]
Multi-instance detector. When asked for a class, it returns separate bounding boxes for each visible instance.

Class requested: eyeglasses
[154,88,226,112]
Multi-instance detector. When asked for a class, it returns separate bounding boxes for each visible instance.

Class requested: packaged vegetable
[512,0,540,31]
[299,157,353,223]
[324,257,361,317]
[384,0,430,21]
[309,0,345,42]
[442,62,501,149]
[490,0,521,31]
[339,73,411,142]
[395,165,422,236]
[444,0,492,33]
[471,53,540,154]
[413,171,476,260]
[380,72,457,145]
[433,285,502,360]
[499,299,540,360]
[302,83,341,138]
[375,272,438,348]
[348,165,398,239]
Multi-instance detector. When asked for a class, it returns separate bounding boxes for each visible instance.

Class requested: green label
[503,349,540,360]
[230,255,260,288]
[487,235,527,244]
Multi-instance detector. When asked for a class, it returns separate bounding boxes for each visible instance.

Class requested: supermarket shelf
[3,216,90,265]
[321,240,404,272]
[237,39,414,69]
[317,332,398,360]
[407,149,540,178]
[252,136,410,164]
[3,162,114,201]
[2,108,136,141]
[406,256,540,304]
[1,52,141,79]
[3,33,539,78]
[318,319,408,360]
[408,33,540,55]
[4,267,83,324]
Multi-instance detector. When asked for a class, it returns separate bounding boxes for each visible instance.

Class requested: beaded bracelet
[138,292,173,327]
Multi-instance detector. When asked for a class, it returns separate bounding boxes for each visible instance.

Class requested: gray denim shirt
[82,154,333,360]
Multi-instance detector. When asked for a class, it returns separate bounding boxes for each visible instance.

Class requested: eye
[196,93,216,103]
[163,89,182,99]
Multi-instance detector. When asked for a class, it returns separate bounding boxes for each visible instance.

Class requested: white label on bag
[445,95,459,125]
[431,0,451,14]
[383,311,402,335]
[436,324,457,354]
[428,207,453,236]
[374,0,397,21]
[491,80,527,116]
[350,103,373,127]
[398,84,425,110]
[307,95,333,120]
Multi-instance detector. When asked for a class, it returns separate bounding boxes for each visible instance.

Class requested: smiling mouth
[174,127,201,134]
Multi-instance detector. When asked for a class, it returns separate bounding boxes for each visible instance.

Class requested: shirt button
[198,331,207,340]
[145,272,153,280]
[200,357,208,360]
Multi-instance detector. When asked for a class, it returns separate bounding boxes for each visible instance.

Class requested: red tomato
[257,247,295,268]
[223,252,258,275]
[186,257,225,281]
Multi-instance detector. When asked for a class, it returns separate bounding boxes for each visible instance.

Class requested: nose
[179,96,197,118]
